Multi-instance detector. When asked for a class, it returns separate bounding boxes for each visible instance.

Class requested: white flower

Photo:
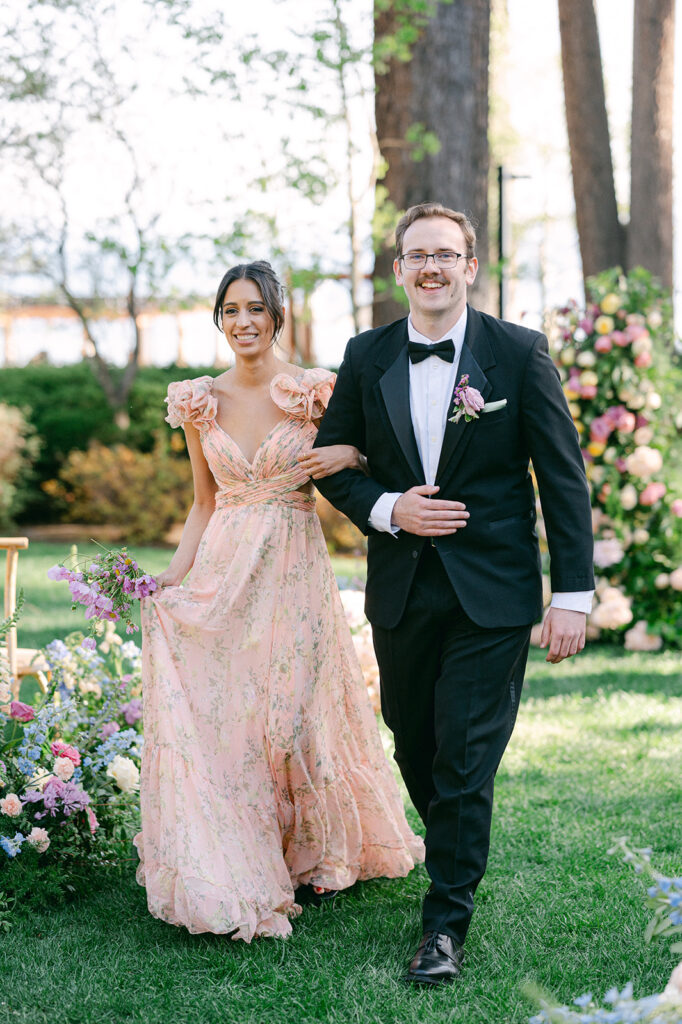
[593,538,625,568]
[645,391,661,411]
[106,755,140,794]
[632,529,650,545]
[664,962,682,1002]
[624,445,663,479]
[633,426,654,446]
[53,756,75,782]
[576,350,596,367]
[654,573,670,589]
[619,485,638,511]
[669,568,682,591]
[590,587,633,630]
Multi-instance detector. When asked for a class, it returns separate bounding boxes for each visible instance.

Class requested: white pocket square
[481,398,507,414]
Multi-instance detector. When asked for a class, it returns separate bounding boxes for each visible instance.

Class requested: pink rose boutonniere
[449,374,485,424]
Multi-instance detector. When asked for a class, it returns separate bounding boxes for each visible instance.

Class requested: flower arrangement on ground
[546,267,682,646]
[47,545,157,637]
[0,620,143,907]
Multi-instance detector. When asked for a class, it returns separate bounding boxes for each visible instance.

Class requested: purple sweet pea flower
[47,565,72,582]
[81,637,97,651]
[121,699,142,726]
[100,721,120,739]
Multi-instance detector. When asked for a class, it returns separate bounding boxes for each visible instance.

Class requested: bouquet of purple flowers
[48,546,157,637]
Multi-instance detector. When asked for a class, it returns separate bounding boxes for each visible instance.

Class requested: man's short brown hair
[394,203,477,260]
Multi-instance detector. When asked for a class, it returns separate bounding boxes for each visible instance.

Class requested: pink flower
[26,826,50,853]
[449,375,485,423]
[121,699,142,725]
[9,701,35,722]
[50,741,81,766]
[0,793,23,817]
[639,481,666,506]
[624,621,663,652]
[580,384,598,399]
[86,807,99,834]
[81,637,97,651]
[634,350,652,368]
[100,721,120,739]
[47,565,72,581]
[594,336,612,353]
[589,416,613,443]
[671,499,682,517]
[624,323,648,343]
[53,756,75,782]
[611,330,629,347]
[578,317,594,333]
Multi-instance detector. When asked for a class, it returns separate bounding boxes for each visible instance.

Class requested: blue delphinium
[0,833,25,858]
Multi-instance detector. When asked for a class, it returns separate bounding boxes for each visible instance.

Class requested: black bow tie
[407,338,455,364]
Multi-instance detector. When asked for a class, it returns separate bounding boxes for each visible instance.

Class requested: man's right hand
[391,485,469,536]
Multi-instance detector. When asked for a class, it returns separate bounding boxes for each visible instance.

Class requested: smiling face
[220,278,278,358]
[393,216,478,337]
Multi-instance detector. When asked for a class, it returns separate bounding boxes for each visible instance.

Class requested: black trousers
[371,544,531,944]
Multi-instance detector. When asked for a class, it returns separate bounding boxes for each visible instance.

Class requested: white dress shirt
[367,310,593,614]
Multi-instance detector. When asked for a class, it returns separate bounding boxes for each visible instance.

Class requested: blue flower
[669,910,682,926]
[573,993,593,1007]
[0,833,25,858]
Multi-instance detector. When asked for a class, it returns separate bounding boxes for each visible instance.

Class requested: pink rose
[639,482,666,506]
[634,350,652,368]
[50,741,81,766]
[611,330,629,347]
[580,384,598,399]
[0,793,23,817]
[589,416,613,443]
[9,701,35,722]
[86,807,99,834]
[26,826,50,853]
[594,336,612,353]
[461,386,485,418]
[671,499,682,517]
[624,323,648,343]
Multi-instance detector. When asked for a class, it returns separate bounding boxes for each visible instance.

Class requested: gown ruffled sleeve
[165,376,218,430]
[270,368,336,423]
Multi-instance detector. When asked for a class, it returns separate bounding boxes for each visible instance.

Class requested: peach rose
[669,568,682,591]
[53,756,75,782]
[625,446,663,479]
[594,336,613,354]
[624,621,663,652]
[26,827,50,853]
[639,482,666,506]
[0,793,23,817]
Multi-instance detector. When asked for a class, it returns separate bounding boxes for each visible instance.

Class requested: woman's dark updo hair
[212,260,285,344]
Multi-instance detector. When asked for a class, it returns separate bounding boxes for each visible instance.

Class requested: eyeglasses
[399,251,470,270]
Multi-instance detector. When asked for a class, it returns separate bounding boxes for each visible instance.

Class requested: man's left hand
[539,608,587,663]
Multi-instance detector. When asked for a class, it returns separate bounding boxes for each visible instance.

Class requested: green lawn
[1,547,680,1023]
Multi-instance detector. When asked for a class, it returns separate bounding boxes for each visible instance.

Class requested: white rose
[654,573,670,589]
[669,568,682,592]
[576,350,596,367]
[633,426,654,446]
[645,392,661,410]
[593,538,625,568]
[619,485,638,511]
[53,756,75,782]
[632,336,652,356]
[624,445,663,479]
[632,529,649,545]
[106,755,140,794]
[647,310,663,330]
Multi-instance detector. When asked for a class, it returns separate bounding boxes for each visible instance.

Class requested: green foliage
[46,432,194,544]
[0,362,216,522]
[0,403,40,528]
[548,267,682,646]
[374,0,453,72]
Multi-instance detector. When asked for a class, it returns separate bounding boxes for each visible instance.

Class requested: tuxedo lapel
[376,326,424,484]
[436,307,495,483]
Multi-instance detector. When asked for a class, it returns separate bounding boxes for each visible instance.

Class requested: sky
[3,0,681,368]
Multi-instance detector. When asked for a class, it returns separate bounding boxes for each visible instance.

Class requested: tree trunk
[373,0,491,326]
[628,0,675,290]
[557,0,625,281]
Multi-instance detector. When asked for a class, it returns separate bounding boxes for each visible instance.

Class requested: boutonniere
[449,374,485,423]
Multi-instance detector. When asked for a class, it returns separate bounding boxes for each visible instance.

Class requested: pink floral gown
[134,369,424,941]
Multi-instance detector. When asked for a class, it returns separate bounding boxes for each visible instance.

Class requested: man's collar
[407,306,468,347]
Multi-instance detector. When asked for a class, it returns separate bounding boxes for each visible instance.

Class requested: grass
[1,546,681,1023]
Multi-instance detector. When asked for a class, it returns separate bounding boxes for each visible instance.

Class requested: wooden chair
[1,537,50,699]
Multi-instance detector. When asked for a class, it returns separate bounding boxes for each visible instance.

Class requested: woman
[134,261,424,941]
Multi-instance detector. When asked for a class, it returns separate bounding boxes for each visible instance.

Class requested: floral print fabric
[135,370,424,940]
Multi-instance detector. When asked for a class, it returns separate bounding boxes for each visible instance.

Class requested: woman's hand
[154,568,185,589]
[297,444,365,479]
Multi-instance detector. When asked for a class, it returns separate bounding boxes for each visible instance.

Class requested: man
[313,202,594,986]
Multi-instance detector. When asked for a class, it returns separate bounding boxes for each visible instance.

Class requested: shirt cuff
[550,591,594,614]
[368,492,402,536]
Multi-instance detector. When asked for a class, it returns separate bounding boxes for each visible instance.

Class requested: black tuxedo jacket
[314,305,595,630]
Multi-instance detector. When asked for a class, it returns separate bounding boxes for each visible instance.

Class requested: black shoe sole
[403,970,459,986]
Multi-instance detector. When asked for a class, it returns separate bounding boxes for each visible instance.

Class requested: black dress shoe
[295,884,340,906]
[404,932,464,986]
